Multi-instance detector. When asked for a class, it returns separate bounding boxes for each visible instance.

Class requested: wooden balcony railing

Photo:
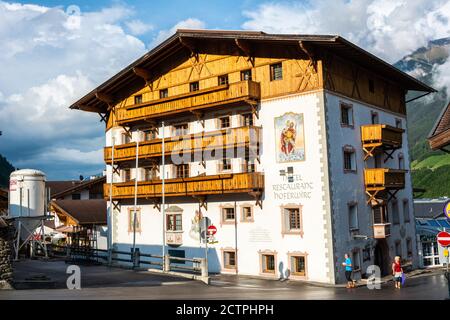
[104,172,264,200]
[104,126,261,165]
[116,80,261,125]
[361,124,403,148]
[373,223,391,239]
[364,168,406,190]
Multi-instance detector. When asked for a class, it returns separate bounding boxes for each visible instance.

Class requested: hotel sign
[272,173,314,200]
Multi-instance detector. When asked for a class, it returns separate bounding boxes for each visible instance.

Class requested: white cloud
[0,1,148,178]
[242,0,450,63]
[150,18,206,48]
[126,19,154,35]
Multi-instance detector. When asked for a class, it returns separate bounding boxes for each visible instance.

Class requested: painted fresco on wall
[274,112,305,163]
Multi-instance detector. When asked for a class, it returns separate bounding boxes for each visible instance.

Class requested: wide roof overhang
[69,29,436,114]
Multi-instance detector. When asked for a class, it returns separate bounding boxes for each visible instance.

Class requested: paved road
[0,259,448,300]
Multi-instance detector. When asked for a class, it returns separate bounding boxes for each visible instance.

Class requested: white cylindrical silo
[9,169,46,218]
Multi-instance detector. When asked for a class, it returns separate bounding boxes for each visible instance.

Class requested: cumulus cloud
[0,1,148,179]
[150,18,206,47]
[242,0,450,63]
[126,19,154,35]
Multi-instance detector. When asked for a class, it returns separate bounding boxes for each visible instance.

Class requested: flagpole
[108,136,115,264]
[162,121,166,271]
[132,130,139,262]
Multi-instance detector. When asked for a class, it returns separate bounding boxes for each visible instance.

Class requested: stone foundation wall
[0,223,14,289]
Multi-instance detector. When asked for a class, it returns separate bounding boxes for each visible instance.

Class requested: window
[167,213,182,231]
[223,250,236,269]
[128,209,141,232]
[218,74,229,86]
[395,118,402,128]
[374,152,383,168]
[242,159,256,173]
[241,206,253,222]
[371,111,379,124]
[159,89,168,99]
[348,203,358,231]
[406,238,413,257]
[144,168,157,181]
[241,69,252,81]
[175,164,189,178]
[189,81,199,92]
[123,169,131,182]
[395,240,402,257]
[221,158,232,171]
[392,201,400,224]
[173,123,188,136]
[362,247,371,262]
[71,193,81,200]
[261,254,275,273]
[369,79,375,93]
[398,153,405,170]
[143,129,157,141]
[134,94,142,105]
[290,255,306,276]
[219,116,230,129]
[282,207,302,233]
[340,103,353,126]
[343,146,356,172]
[403,199,410,223]
[270,63,283,81]
[222,207,235,222]
[373,204,388,224]
[352,249,361,271]
[242,113,254,126]
[122,132,131,144]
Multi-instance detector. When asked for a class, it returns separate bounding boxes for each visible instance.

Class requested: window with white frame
[219,116,231,129]
[348,203,358,232]
[241,205,253,222]
[261,254,276,273]
[282,207,303,234]
[166,213,182,231]
[128,208,141,232]
[290,255,306,276]
[403,199,410,223]
[222,207,235,223]
[343,146,356,172]
[223,250,236,269]
[392,201,400,224]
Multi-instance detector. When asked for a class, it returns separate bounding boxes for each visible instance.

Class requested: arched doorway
[374,239,390,276]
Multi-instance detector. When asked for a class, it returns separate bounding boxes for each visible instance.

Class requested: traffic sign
[444,200,450,220]
[207,225,217,235]
[437,231,450,247]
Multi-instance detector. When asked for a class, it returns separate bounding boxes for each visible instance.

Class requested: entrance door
[374,239,390,276]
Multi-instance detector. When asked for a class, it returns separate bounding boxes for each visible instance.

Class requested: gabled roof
[48,176,106,200]
[69,29,435,114]
[429,101,450,138]
[46,180,83,198]
[51,199,107,225]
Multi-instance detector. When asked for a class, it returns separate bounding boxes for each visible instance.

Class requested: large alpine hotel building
[70,30,435,284]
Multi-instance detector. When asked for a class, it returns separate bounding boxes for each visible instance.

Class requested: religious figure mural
[274,112,305,162]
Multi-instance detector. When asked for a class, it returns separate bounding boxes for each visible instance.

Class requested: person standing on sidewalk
[342,253,354,288]
[392,256,403,289]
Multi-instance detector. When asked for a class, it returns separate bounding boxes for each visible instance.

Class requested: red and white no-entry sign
[437,231,450,247]
[207,225,217,235]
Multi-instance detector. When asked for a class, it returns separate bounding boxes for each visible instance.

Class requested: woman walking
[392,256,403,289]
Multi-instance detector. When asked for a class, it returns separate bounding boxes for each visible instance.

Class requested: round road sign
[444,200,450,220]
[437,231,450,247]
[207,225,217,235]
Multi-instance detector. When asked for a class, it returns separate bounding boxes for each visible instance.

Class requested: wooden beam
[179,37,197,59]
[133,67,151,83]
[95,91,114,104]
[234,39,255,67]
[298,41,317,72]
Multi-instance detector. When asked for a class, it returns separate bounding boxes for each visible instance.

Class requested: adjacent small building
[414,198,450,268]
[428,101,450,151]
[70,30,434,284]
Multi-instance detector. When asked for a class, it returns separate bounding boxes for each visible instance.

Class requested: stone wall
[0,221,14,289]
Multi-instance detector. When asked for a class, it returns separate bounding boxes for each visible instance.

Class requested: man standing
[342,253,354,288]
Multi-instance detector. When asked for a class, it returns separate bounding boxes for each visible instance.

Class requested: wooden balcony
[361,124,404,160]
[429,128,450,150]
[364,168,406,191]
[104,172,264,200]
[104,126,261,165]
[116,80,261,125]
[373,223,391,239]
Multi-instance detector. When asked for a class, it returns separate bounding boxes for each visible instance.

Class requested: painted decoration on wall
[274,112,305,163]
[189,209,203,241]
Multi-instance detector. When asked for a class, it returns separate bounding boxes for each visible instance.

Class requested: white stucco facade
[105,89,417,284]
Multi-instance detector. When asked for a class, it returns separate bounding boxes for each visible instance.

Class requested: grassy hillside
[0,154,14,188]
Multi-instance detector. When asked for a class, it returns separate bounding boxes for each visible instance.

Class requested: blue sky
[0,0,449,180]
